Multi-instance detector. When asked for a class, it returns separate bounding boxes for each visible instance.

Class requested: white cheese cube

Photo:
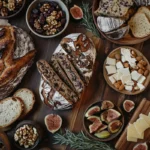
[105,66,117,75]
[112,73,118,80]
[138,75,146,84]
[137,83,145,91]
[121,75,131,85]
[121,48,131,56]
[134,86,140,90]
[131,71,142,81]
[125,85,133,91]
[126,80,134,86]
[116,61,124,69]
[106,57,116,66]
[116,72,122,80]
[121,56,126,62]
[108,76,116,84]
[118,68,130,76]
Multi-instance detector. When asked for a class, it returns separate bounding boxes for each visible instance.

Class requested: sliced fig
[87,116,100,122]
[107,109,121,123]
[96,124,108,132]
[94,130,110,139]
[133,142,148,150]
[89,119,102,133]
[85,106,100,117]
[70,5,83,20]
[100,110,108,123]
[101,100,114,110]
[123,100,135,112]
[108,120,122,133]
[44,114,62,134]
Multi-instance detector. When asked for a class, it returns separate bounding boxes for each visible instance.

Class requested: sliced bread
[128,12,150,38]
[0,97,23,128]
[13,88,35,118]
[138,6,150,20]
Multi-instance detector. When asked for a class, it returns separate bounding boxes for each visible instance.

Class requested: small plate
[103,46,150,95]
[83,101,124,142]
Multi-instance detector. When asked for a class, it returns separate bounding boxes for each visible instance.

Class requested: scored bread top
[128,12,150,38]
[13,88,35,118]
[0,97,23,128]
[138,6,150,20]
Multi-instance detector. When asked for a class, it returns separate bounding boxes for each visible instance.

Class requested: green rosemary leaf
[53,129,115,150]
[81,2,100,37]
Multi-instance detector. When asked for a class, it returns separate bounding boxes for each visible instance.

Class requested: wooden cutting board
[115,98,150,150]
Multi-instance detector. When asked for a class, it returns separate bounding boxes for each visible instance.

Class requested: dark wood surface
[4,0,150,150]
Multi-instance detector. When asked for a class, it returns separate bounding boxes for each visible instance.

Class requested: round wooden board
[92,0,150,45]
[103,46,150,95]
[83,101,124,142]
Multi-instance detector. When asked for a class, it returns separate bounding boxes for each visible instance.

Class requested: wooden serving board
[115,98,150,150]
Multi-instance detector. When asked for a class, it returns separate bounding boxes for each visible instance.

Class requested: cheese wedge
[134,118,149,135]
[127,136,137,142]
[127,123,144,139]
[140,114,150,126]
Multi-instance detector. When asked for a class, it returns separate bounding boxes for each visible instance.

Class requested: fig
[107,109,121,123]
[44,114,62,134]
[123,100,135,112]
[133,142,148,150]
[97,124,108,132]
[100,110,108,123]
[87,116,100,122]
[70,5,83,20]
[101,100,114,110]
[94,130,110,139]
[85,106,100,117]
[108,120,122,133]
[89,119,102,133]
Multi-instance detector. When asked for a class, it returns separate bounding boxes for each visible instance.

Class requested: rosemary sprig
[53,129,115,150]
[81,2,100,37]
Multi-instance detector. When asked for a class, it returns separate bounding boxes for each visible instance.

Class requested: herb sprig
[81,2,100,37]
[53,129,115,150]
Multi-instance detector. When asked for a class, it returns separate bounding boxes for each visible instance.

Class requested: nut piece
[137,63,145,70]
[136,56,143,61]
[138,69,144,75]
[139,60,147,66]
[144,70,149,77]
[115,53,121,60]
[131,50,137,57]
[119,84,125,91]
[123,62,129,68]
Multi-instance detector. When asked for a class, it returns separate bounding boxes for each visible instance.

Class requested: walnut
[51,10,57,16]
[46,16,55,24]
[1,7,8,16]
[40,3,50,12]
[8,0,15,11]
[34,19,41,30]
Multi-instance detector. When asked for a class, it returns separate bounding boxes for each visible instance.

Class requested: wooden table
[6,0,150,149]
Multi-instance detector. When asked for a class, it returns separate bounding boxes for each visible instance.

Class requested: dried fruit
[101,100,114,110]
[87,116,101,122]
[94,130,110,138]
[100,110,108,123]
[106,109,121,123]
[44,114,62,134]
[144,70,149,77]
[70,5,83,20]
[123,100,135,112]
[96,124,108,132]
[133,142,148,150]
[89,119,102,133]
[108,120,122,133]
[136,56,143,61]
[85,106,100,117]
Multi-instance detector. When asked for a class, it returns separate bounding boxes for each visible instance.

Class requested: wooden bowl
[13,120,43,150]
[92,0,150,45]
[0,0,26,19]
[0,131,11,150]
[103,46,150,95]
[83,101,124,142]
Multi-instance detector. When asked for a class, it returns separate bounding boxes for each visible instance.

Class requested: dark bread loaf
[37,59,79,103]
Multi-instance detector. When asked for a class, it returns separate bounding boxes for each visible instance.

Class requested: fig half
[123,100,135,112]
[70,5,83,20]
[133,142,148,150]
[85,106,100,117]
[44,114,62,134]
[89,119,102,134]
[107,109,121,123]
[108,120,122,133]
[101,100,114,110]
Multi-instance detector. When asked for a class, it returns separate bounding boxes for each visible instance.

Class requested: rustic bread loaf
[37,60,79,103]
[138,6,150,20]
[0,97,24,129]
[13,88,35,118]
[128,12,150,38]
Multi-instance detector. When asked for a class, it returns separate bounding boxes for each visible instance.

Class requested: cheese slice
[140,114,150,126]
[134,118,149,135]
[127,123,144,139]
[131,71,142,81]
[105,66,117,75]
[138,75,146,84]
[106,57,116,66]
[116,61,124,69]
[127,136,137,142]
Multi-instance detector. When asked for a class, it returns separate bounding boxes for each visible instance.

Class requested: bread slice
[128,12,150,38]
[0,97,23,128]
[13,88,35,118]
[138,6,150,20]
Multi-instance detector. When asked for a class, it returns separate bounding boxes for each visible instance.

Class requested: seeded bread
[13,88,35,118]
[37,60,79,103]
[138,6,150,20]
[128,12,150,38]
[0,97,24,129]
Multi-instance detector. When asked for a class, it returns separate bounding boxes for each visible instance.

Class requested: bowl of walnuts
[26,0,69,38]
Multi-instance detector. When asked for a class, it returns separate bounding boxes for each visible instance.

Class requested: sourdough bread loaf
[0,97,24,129]
[138,6,150,20]
[128,12,150,38]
